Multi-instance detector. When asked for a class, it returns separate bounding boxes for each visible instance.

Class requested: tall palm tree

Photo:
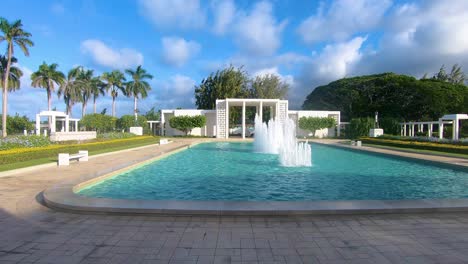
[31,62,65,112]
[125,65,153,121]
[102,70,126,117]
[90,76,105,114]
[77,68,94,118]
[0,18,34,137]
[58,66,81,116]
[0,56,23,92]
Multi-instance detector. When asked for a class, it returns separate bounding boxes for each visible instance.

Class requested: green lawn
[0,136,160,172]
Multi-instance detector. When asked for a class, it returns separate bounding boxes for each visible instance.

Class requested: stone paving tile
[2,140,468,263]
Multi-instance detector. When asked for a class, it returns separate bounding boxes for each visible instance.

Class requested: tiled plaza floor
[1,139,468,263]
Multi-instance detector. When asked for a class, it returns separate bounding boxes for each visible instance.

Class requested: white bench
[159,139,169,145]
[58,150,88,166]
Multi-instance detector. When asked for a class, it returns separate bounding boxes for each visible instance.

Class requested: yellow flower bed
[360,137,468,154]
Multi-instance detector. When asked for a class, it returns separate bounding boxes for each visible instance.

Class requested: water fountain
[253,115,312,167]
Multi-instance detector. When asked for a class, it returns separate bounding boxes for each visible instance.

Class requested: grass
[0,136,160,172]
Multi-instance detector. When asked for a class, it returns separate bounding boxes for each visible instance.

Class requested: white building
[160,98,341,139]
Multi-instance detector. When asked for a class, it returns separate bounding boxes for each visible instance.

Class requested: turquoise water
[78,142,468,201]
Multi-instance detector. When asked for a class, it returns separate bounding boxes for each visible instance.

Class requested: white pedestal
[129,127,143,136]
[369,128,384,137]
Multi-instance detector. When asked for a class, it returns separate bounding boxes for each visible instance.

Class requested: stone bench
[160,139,169,145]
[58,150,88,166]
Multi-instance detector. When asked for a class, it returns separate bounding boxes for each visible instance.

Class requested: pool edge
[43,139,468,216]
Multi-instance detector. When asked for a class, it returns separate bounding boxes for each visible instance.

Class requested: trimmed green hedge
[0,136,159,165]
[360,137,468,155]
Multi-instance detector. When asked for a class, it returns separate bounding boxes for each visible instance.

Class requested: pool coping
[43,140,468,215]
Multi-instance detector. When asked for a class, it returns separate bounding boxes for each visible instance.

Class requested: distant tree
[298,117,336,137]
[144,107,160,121]
[195,65,249,109]
[302,73,468,122]
[100,108,107,115]
[432,64,465,84]
[250,74,289,99]
[0,56,22,92]
[0,17,34,137]
[125,65,153,121]
[80,113,116,133]
[169,115,206,135]
[31,62,65,112]
[76,68,95,118]
[102,70,126,117]
[90,75,105,114]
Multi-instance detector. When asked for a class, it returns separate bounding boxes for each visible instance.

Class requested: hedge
[0,136,159,165]
[360,137,468,155]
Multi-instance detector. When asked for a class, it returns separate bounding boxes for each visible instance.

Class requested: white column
[242,101,246,139]
[336,116,341,137]
[453,118,459,140]
[51,115,56,133]
[75,120,78,132]
[225,100,229,139]
[428,123,433,137]
[403,124,406,136]
[259,101,263,123]
[65,116,70,132]
[411,124,415,137]
[439,122,444,139]
[36,114,40,135]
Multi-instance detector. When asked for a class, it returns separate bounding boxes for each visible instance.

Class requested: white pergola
[35,111,79,135]
[215,98,288,139]
[400,114,468,140]
[147,120,160,135]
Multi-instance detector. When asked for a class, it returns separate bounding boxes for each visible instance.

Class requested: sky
[2,0,468,119]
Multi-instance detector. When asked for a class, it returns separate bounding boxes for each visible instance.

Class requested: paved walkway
[1,139,468,263]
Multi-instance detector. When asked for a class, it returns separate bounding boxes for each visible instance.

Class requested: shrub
[0,114,34,135]
[348,117,374,139]
[0,135,51,150]
[116,115,149,134]
[80,114,116,133]
[379,117,401,135]
[169,115,206,135]
[298,117,336,137]
[97,132,138,139]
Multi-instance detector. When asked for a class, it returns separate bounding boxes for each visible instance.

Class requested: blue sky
[2,0,468,118]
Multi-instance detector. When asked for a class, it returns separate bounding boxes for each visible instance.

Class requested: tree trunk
[134,96,138,121]
[93,97,97,114]
[2,44,13,137]
[112,97,116,117]
[47,83,52,129]
[82,102,86,118]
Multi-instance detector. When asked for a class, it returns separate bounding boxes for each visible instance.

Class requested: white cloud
[211,0,236,35]
[80,39,144,69]
[147,75,197,109]
[161,37,201,67]
[233,1,287,56]
[291,37,366,109]
[253,67,294,87]
[139,0,205,29]
[298,0,392,44]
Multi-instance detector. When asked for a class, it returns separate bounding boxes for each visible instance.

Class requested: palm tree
[77,68,94,118]
[102,70,126,117]
[0,18,34,137]
[58,66,81,116]
[0,56,23,92]
[90,76,105,114]
[31,62,65,112]
[125,66,153,121]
